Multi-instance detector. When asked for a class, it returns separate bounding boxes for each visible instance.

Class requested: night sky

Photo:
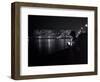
[28,15,87,37]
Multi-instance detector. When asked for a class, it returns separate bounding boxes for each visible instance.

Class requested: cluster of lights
[33,29,72,39]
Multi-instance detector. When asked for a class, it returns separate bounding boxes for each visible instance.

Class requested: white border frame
[20,6,95,75]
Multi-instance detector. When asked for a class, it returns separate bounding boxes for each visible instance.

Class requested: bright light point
[68,42,71,45]
[85,24,88,27]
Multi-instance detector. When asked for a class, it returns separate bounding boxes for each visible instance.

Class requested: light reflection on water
[35,39,72,54]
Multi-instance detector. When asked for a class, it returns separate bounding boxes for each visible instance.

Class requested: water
[29,38,72,55]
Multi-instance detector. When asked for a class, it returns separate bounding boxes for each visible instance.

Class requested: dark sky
[28,15,87,36]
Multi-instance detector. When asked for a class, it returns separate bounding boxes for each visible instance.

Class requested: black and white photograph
[28,15,88,66]
[11,2,97,79]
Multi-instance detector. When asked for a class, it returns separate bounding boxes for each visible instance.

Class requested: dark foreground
[28,33,87,66]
